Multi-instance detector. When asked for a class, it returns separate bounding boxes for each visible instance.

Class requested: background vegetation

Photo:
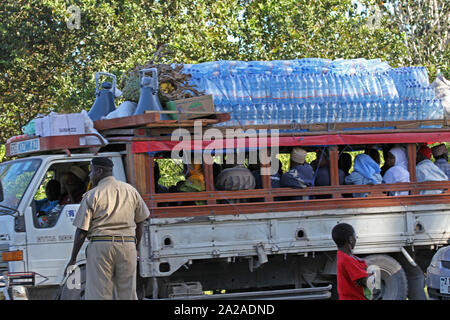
[0,0,448,146]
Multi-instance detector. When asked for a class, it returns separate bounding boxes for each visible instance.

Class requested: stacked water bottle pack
[182,59,444,127]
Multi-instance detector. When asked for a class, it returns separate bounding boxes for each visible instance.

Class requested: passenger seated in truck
[35,179,63,228]
[380,144,395,176]
[382,146,410,196]
[250,159,283,189]
[416,145,448,195]
[280,147,314,200]
[339,152,352,178]
[215,154,256,203]
[365,147,381,165]
[36,179,61,215]
[431,144,450,179]
[344,154,382,198]
[215,163,255,190]
[339,152,353,198]
[313,150,345,199]
[178,163,206,205]
[60,166,87,205]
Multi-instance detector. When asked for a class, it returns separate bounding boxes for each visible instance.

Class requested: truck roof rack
[5,133,106,158]
[5,111,450,157]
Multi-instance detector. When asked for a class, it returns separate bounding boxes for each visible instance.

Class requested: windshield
[0,159,41,210]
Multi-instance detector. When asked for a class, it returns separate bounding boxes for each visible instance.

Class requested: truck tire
[393,252,426,300]
[57,265,86,300]
[364,254,408,300]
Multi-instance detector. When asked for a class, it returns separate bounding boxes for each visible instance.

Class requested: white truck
[1,115,450,300]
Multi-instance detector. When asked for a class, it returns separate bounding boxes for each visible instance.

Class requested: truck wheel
[57,265,86,300]
[364,254,408,300]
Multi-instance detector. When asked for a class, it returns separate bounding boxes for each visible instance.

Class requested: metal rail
[150,285,332,300]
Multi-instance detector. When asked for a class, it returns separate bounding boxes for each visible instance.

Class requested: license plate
[9,138,40,156]
[440,277,450,294]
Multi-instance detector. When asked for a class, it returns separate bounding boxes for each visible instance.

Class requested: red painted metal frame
[131,131,450,153]
[144,181,450,218]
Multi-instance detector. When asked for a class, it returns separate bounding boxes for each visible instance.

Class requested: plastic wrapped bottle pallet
[183,59,444,128]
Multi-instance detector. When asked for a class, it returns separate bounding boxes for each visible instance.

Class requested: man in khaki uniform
[66,157,150,300]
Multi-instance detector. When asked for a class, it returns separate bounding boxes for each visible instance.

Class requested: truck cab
[0,149,127,299]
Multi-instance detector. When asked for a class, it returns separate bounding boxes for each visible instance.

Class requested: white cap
[291,147,307,164]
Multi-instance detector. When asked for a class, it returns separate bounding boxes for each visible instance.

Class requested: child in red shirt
[332,223,373,300]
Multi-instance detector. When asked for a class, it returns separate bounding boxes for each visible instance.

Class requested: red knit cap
[418,145,432,159]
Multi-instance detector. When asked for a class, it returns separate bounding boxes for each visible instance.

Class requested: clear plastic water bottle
[321,73,330,103]
[278,103,288,125]
[293,75,302,101]
[335,74,344,101]
[341,75,351,103]
[300,102,308,124]
[232,104,242,126]
[406,99,415,120]
[306,102,312,123]
[315,102,322,123]
[320,102,328,123]
[264,72,274,105]
[285,74,294,104]
[271,74,281,104]
[433,99,444,120]
[315,73,324,104]
[292,103,301,124]
[288,102,295,124]
[306,74,315,103]
[240,76,252,105]
[234,76,243,104]
[238,103,248,126]
[299,75,308,100]
[347,75,357,103]
[263,103,270,125]
[328,75,337,102]
[256,103,265,125]
[278,74,288,103]
[252,74,263,102]
[245,104,255,125]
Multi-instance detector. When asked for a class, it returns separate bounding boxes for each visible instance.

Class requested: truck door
[24,160,90,286]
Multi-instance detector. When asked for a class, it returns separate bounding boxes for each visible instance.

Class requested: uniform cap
[431,144,448,157]
[291,147,307,164]
[91,157,114,168]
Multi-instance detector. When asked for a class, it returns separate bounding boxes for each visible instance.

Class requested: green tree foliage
[385,0,449,79]
[0,0,448,146]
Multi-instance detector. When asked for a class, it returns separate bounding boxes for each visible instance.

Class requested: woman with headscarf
[416,145,448,195]
[345,153,382,197]
[382,147,410,196]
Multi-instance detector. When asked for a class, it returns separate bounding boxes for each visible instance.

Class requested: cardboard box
[35,113,85,137]
[165,95,215,120]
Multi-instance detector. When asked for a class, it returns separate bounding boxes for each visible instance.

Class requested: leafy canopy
[0,0,448,144]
